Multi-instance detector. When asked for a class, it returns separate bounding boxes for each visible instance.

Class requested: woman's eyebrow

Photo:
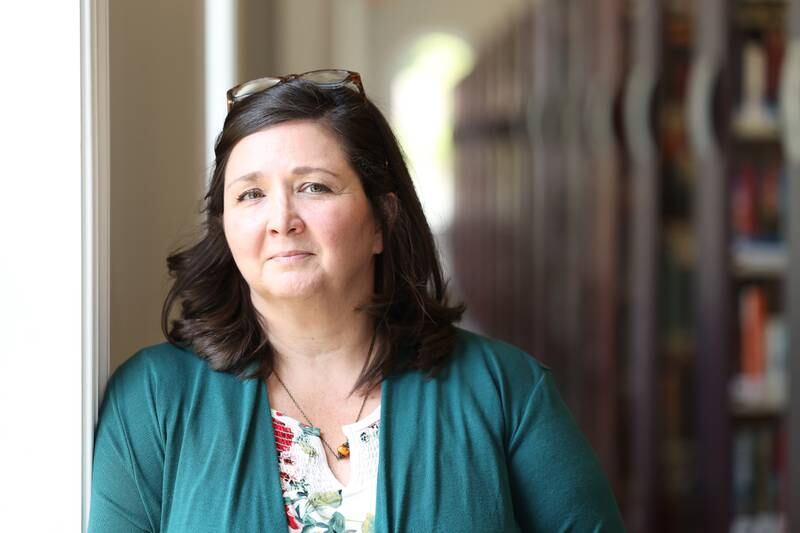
[226,171,260,190]
[291,166,339,178]
[226,167,340,190]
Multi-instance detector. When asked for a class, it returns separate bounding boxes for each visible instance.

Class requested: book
[732,162,759,239]
[739,286,767,378]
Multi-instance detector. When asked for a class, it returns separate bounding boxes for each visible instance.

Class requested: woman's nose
[265,192,304,235]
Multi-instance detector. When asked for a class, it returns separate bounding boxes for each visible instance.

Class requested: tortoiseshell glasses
[226,69,365,112]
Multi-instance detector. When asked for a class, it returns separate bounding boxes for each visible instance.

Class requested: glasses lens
[300,70,352,87]
[232,77,281,100]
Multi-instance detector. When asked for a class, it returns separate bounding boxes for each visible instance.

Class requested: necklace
[270,330,379,461]
[272,371,371,461]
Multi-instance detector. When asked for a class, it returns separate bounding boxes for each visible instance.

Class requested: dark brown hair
[161,79,464,393]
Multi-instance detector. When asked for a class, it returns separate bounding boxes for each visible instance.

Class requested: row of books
[731,161,785,242]
[732,425,787,523]
[731,286,788,413]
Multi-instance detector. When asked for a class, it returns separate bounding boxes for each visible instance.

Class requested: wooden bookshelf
[451,0,799,531]
[727,2,794,530]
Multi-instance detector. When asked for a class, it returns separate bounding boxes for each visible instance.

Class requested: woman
[89,70,625,532]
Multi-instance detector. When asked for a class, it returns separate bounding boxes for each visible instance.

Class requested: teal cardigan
[89,329,625,532]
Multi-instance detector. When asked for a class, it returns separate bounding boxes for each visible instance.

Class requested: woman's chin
[259,277,324,301]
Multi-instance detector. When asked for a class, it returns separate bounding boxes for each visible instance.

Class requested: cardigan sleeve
[506,369,626,532]
[88,355,165,533]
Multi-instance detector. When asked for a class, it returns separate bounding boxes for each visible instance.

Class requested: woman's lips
[269,251,313,263]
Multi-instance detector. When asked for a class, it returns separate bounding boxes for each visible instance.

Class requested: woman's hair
[161,79,464,392]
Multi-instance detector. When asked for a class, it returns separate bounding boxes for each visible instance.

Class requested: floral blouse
[271,405,381,533]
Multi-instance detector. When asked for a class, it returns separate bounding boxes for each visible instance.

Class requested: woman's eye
[301,182,331,194]
[236,189,264,202]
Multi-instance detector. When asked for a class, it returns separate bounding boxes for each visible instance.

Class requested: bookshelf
[784,3,800,527]
[727,1,792,531]
[451,0,800,531]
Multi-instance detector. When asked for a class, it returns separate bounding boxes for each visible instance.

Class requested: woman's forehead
[225,120,349,183]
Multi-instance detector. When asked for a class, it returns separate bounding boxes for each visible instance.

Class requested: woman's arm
[506,370,626,532]
[88,358,165,533]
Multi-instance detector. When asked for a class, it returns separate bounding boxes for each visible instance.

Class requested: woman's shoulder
[395,327,556,410]
[447,327,551,387]
[104,341,229,412]
[110,341,207,387]
[102,341,250,434]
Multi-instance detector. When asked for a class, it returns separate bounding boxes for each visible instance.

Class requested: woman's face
[222,119,383,308]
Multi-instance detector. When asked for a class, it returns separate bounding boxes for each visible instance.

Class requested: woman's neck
[259,300,377,389]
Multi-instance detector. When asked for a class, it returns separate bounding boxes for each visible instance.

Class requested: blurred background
[109,0,799,531]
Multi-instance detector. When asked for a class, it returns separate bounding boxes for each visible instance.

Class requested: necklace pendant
[336,441,351,459]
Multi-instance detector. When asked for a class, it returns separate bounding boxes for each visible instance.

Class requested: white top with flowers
[271,404,381,533]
